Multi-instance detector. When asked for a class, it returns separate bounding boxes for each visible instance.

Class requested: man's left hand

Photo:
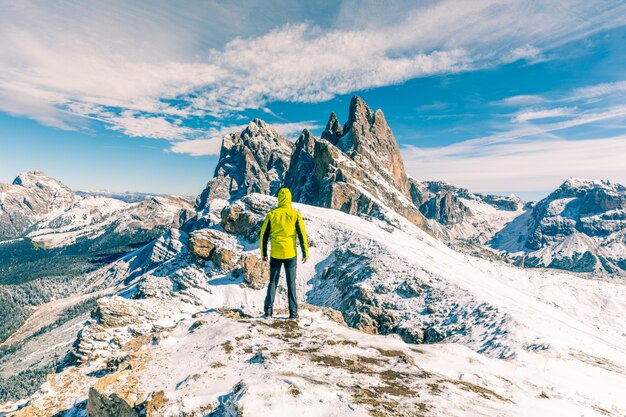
[302,257,308,264]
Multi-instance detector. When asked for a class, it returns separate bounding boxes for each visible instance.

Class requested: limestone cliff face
[335,96,410,195]
[196,119,294,210]
[285,96,428,231]
[283,129,316,204]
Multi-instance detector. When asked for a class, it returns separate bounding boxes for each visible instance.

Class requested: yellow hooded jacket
[260,188,309,260]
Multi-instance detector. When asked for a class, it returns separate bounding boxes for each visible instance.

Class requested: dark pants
[264,256,297,316]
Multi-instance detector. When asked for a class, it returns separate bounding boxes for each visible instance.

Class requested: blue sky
[1,1,625,201]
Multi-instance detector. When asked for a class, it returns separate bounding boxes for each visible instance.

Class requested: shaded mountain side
[196,119,294,211]
[490,178,626,274]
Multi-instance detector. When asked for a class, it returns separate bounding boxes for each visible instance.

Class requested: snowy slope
[4,193,626,416]
[491,178,626,275]
[0,171,76,239]
[26,195,192,249]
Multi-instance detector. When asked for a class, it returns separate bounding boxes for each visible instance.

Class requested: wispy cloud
[403,134,626,194]
[1,0,625,145]
[403,75,626,193]
[514,107,576,122]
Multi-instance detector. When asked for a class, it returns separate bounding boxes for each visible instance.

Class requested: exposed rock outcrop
[188,228,241,269]
[196,119,294,210]
[237,254,269,289]
[220,201,264,241]
[491,178,626,274]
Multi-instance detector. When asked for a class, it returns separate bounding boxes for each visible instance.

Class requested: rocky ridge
[0,171,76,239]
[4,193,626,416]
[196,119,294,211]
[491,178,626,274]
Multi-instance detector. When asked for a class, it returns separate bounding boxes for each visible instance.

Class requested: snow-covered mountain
[0,171,76,240]
[75,190,194,204]
[3,193,626,416]
[0,171,193,247]
[3,98,626,416]
[0,171,194,371]
[412,180,526,249]
[491,178,626,275]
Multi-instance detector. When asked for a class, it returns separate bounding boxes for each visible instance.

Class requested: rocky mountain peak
[244,118,277,137]
[199,98,429,231]
[1,172,77,240]
[295,128,315,152]
[336,96,409,194]
[321,112,343,145]
[548,177,626,214]
[491,177,626,274]
[558,177,625,195]
[343,95,375,133]
[12,170,71,192]
[196,119,294,209]
[284,129,316,203]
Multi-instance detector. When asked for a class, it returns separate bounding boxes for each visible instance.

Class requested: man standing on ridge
[260,187,309,320]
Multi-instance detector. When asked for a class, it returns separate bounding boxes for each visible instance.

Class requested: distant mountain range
[1,97,625,416]
[76,190,196,204]
[196,95,626,276]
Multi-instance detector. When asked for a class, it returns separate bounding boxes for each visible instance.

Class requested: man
[260,187,308,320]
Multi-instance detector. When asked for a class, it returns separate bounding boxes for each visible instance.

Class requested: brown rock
[220,203,262,240]
[145,391,169,417]
[87,368,144,417]
[188,228,232,259]
[211,247,236,270]
[238,254,269,289]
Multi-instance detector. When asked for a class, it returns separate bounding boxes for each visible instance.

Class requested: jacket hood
[277,188,292,208]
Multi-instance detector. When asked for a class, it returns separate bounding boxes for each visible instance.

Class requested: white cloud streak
[403,134,626,193]
[514,107,576,122]
[403,93,626,193]
[1,0,625,146]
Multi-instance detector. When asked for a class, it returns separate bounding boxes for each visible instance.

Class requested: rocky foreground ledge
[13,307,515,417]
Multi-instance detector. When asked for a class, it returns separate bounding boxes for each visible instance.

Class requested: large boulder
[220,203,264,241]
[188,228,240,269]
[238,254,269,289]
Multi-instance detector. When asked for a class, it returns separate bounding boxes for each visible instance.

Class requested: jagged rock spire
[339,96,409,194]
[284,129,317,203]
[196,119,294,210]
[321,112,343,145]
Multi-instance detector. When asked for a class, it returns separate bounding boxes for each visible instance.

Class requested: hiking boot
[288,313,299,320]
